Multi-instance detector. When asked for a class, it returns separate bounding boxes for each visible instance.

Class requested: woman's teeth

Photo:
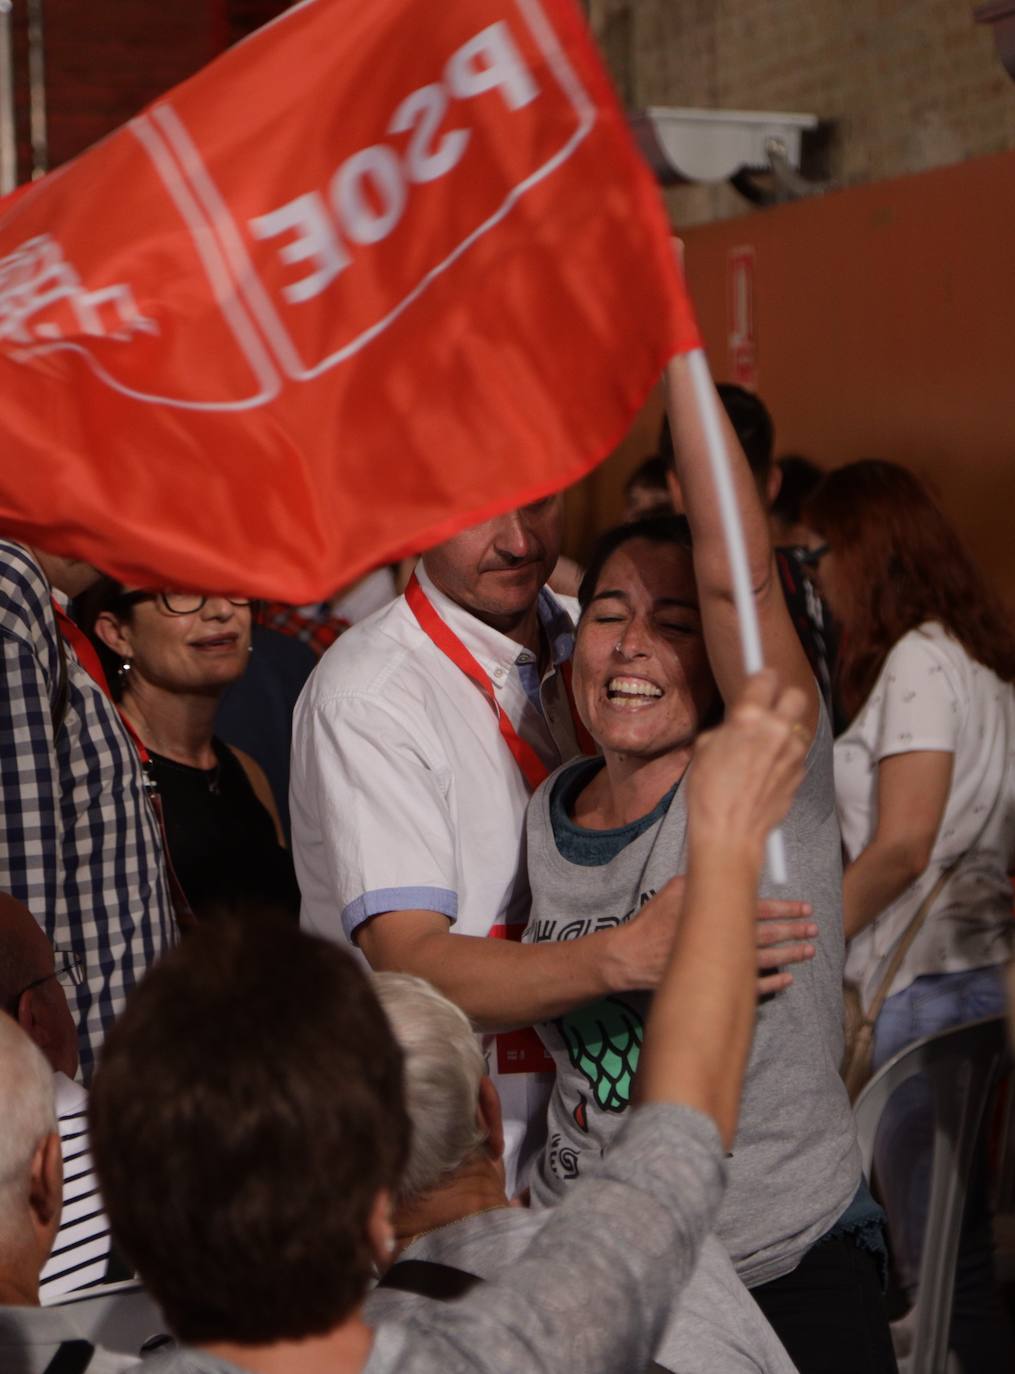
[607,677,662,700]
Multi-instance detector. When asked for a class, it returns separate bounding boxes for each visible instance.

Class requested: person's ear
[29,1131,63,1250]
[17,987,46,1049]
[93,611,132,659]
[365,1188,396,1273]
[765,464,782,512]
[665,468,686,516]
[477,1075,505,1164]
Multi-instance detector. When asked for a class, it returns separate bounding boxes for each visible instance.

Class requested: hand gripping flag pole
[684,346,789,886]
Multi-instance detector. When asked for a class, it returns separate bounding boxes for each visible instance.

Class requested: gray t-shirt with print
[524,706,861,1288]
[365,1210,797,1373]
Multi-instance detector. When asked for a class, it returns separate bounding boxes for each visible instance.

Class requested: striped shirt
[41,1074,125,1303]
[0,541,173,1080]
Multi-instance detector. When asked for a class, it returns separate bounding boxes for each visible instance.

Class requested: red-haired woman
[806,460,1015,1371]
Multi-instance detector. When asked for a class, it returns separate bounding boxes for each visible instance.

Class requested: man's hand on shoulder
[604,876,817,997]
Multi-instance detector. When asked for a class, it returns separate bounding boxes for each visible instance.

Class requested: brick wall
[589,0,1015,227]
[6,0,290,183]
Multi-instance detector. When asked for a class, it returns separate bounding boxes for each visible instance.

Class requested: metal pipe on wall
[26,0,46,176]
[0,0,16,193]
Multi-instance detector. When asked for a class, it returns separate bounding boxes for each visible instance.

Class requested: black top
[215,623,317,844]
[147,737,300,921]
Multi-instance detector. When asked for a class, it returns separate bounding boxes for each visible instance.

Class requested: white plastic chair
[853,1015,1009,1374]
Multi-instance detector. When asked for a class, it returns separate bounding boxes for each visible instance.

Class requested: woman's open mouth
[605,676,663,707]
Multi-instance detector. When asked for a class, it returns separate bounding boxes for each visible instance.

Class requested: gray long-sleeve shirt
[135,1104,725,1374]
[365,1210,796,1372]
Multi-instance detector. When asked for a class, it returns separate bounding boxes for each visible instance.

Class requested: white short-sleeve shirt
[835,622,1015,1009]
[291,563,583,1189]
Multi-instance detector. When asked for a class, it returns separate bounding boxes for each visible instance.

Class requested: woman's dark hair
[805,460,1015,718]
[72,576,130,699]
[578,513,693,612]
[72,578,262,701]
[89,918,410,1345]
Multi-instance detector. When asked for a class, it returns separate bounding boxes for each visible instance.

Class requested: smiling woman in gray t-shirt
[520,357,893,1374]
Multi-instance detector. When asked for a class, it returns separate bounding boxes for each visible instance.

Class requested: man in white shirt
[291,496,816,1188]
[291,497,693,1188]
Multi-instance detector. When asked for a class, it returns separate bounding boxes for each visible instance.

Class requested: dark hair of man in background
[771,456,823,534]
[660,390,838,723]
[658,384,774,495]
[623,454,671,502]
[88,917,409,1346]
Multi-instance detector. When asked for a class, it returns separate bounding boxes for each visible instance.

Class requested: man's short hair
[715,384,774,484]
[0,893,47,1014]
[89,917,409,1346]
[0,1015,56,1246]
[659,388,774,488]
[623,454,670,500]
[771,455,823,529]
[373,973,486,1203]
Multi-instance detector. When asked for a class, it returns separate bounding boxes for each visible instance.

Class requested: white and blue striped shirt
[41,1074,128,1302]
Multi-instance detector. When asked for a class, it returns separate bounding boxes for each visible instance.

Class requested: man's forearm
[360,916,651,1031]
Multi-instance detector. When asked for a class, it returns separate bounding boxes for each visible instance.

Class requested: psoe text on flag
[0,0,699,601]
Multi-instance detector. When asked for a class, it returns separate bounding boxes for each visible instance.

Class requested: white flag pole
[684,346,788,886]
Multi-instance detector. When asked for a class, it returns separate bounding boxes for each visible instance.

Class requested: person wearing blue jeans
[805,462,1015,1374]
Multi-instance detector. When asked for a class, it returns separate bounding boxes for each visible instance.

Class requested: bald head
[0,1014,61,1293]
[0,894,78,1079]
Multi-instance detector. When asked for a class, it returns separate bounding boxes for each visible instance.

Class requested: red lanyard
[51,600,112,698]
[51,598,154,766]
[405,574,594,791]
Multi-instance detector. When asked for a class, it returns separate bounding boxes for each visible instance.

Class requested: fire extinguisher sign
[727,245,757,390]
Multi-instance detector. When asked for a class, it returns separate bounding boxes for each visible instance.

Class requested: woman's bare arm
[843,749,953,939]
[662,351,819,741]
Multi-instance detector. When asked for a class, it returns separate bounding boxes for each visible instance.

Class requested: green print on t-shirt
[557,995,644,1113]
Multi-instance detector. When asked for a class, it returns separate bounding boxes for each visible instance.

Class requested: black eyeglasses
[797,543,830,570]
[5,953,85,1016]
[116,591,252,616]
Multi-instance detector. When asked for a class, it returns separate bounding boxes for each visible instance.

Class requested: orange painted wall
[567,149,1015,605]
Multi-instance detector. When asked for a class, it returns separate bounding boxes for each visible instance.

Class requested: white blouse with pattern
[835,622,1015,1010]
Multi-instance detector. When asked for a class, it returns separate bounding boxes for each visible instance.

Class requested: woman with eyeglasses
[78,581,300,925]
[805,460,1015,1372]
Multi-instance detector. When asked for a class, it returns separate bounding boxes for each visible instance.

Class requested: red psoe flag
[0,0,699,600]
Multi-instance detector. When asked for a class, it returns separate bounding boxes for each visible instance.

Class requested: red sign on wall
[727,244,757,390]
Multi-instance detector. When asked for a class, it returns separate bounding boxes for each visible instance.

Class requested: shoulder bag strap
[42,1341,95,1374]
[863,854,965,1027]
[378,1258,671,1371]
[378,1257,482,1301]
